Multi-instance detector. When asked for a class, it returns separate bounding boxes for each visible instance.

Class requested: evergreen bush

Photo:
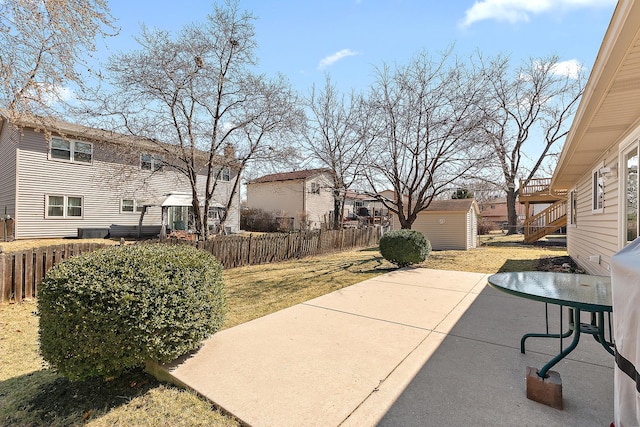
[379,229,431,267]
[38,244,225,380]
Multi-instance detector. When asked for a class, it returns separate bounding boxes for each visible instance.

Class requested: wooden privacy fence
[0,227,380,304]
[0,242,111,304]
[166,227,381,269]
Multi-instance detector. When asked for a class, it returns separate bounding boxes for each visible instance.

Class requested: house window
[592,167,604,212]
[49,138,93,164]
[121,199,145,213]
[310,182,320,194]
[569,189,577,226]
[208,206,225,221]
[624,146,638,245]
[220,167,231,182]
[141,153,163,172]
[46,195,83,218]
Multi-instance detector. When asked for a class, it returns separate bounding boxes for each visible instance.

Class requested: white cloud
[39,84,76,106]
[460,0,616,28]
[318,49,359,70]
[550,59,583,79]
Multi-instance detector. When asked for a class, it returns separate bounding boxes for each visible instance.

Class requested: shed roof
[250,168,332,183]
[424,199,479,214]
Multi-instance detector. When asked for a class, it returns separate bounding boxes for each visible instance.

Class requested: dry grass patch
[424,244,567,273]
[1,238,120,253]
[86,386,238,427]
[0,301,42,380]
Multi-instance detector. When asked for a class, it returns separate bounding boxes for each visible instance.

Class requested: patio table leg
[521,307,574,354]
[593,311,615,356]
[538,308,582,379]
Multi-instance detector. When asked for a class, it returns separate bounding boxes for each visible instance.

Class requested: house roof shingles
[250,168,331,183]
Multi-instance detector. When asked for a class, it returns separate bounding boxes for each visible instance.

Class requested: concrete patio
[151,268,614,426]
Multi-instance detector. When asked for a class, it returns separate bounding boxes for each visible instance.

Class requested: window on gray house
[50,138,93,164]
[141,153,163,172]
[221,167,231,181]
[46,195,83,218]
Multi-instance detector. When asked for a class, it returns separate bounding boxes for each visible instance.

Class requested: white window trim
[45,194,84,219]
[592,164,605,214]
[121,198,145,214]
[48,137,93,165]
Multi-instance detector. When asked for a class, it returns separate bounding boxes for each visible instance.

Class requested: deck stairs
[522,200,567,243]
[519,178,568,243]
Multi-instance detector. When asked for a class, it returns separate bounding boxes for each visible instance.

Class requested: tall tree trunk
[333,190,342,230]
[505,185,518,235]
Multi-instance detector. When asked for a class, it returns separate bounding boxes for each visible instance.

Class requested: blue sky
[99,0,618,94]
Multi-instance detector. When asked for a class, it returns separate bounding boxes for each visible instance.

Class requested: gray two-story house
[0,113,240,239]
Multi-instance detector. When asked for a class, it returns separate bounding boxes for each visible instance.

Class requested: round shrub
[38,244,226,380]
[379,229,431,267]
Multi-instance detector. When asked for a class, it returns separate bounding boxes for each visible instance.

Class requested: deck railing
[519,178,567,199]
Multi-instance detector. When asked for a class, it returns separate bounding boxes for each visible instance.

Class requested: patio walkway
[150,268,614,426]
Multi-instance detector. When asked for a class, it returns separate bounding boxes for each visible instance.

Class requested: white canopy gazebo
[138,192,224,239]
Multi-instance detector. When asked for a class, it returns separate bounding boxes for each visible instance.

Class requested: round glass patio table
[488,271,613,378]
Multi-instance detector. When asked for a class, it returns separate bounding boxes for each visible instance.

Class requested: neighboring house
[551,0,640,275]
[0,113,240,239]
[343,191,391,226]
[478,197,531,228]
[245,168,333,230]
[391,199,480,250]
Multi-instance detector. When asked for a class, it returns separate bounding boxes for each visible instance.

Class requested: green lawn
[0,236,566,426]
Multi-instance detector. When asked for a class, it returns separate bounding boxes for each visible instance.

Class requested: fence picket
[13,251,23,302]
[0,250,8,303]
[24,251,34,299]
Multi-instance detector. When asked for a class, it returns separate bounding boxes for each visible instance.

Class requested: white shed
[392,199,480,250]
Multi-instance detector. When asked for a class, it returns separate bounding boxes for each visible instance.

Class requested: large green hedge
[379,229,431,267]
[38,244,226,380]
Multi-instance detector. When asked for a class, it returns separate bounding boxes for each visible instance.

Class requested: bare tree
[363,50,492,229]
[479,54,585,234]
[81,0,302,239]
[302,76,371,229]
[0,0,114,124]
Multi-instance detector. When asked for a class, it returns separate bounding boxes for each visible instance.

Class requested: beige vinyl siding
[303,174,333,229]
[567,152,620,276]
[0,123,17,217]
[247,180,304,226]
[246,172,333,230]
[393,211,474,250]
[14,128,238,239]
